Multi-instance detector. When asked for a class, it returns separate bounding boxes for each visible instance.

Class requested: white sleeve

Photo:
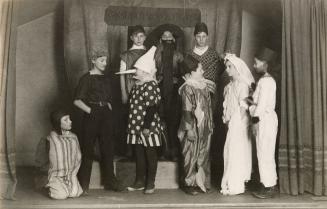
[120,60,127,72]
[120,60,128,103]
[239,82,249,109]
[253,78,275,118]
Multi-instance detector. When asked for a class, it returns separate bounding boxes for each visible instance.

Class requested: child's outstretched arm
[119,60,128,104]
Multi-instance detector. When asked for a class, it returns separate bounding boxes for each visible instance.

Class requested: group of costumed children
[35,22,278,200]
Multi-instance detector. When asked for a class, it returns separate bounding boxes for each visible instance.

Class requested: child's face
[161,31,175,43]
[92,56,107,71]
[253,58,267,74]
[195,32,208,48]
[225,60,239,79]
[191,63,204,80]
[135,68,148,79]
[60,115,72,131]
[130,32,146,46]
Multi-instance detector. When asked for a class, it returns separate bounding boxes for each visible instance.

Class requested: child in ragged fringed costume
[178,54,215,195]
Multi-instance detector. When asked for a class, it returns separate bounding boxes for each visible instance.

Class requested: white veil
[224,54,254,86]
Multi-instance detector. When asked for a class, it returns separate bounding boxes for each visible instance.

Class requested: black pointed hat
[194,22,208,35]
[255,47,277,63]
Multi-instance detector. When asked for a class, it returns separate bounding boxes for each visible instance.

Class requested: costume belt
[88,101,108,107]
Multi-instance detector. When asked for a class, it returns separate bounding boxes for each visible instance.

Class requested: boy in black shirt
[74,49,124,194]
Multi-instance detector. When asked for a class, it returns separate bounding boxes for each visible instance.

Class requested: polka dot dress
[127,81,163,147]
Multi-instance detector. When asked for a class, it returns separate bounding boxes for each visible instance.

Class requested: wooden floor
[2,167,327,209]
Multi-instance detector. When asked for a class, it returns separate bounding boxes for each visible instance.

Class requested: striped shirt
[47,131,83,198]
[127,132,161,147]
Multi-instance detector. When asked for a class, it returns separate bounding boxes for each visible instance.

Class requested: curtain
[0,0,17,200]
[213,0,242,55]
[278,0,327,195]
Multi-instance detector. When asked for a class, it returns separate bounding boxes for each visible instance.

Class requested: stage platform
[90,159,179,189]
[3,166,327,209]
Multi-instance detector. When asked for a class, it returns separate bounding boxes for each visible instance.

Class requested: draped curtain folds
[0,0,17,200]
[278,0,327,195]
[213,0,242,56]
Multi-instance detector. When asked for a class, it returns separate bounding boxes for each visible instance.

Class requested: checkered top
[188,47,219,82]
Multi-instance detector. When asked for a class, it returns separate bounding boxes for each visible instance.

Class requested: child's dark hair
[50,109,68,134]
[181,54,200,75]
[131,25,145,35]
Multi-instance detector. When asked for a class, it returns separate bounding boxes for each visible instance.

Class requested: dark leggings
[78,105,115,190]
[134,144,158,189]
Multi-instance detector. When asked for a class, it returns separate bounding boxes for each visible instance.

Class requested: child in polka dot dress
[125,46,164,194]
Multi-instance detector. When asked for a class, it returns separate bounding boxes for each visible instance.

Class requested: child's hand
[157,75,163,83]
[252,123,259,137]
[187,130,196,141]
[122,95,128,104]
[182,74,191,81]
[142,129,150,137]
[251,82,257,91]
[204,79,216,93]
[107,102,112,110]
[251,116,260,124]
[245,96,254,105]
[207,83,216,93]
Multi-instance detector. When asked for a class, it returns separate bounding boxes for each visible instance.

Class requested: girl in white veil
[220,54,254,195]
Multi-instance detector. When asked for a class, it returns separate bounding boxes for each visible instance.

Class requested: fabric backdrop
[0,0,17,200]
[278,0,327,195]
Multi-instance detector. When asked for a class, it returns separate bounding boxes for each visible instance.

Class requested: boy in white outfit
[248,47,278,199]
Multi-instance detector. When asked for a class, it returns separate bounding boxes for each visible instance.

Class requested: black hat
[50,109,69,134]
[152,24,184,39]
[255,47,277,63]
[144,24,184,48]
[194,22,208,35]
[130,25,145,35]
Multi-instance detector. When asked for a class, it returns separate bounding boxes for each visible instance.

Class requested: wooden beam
[104,6,201,27]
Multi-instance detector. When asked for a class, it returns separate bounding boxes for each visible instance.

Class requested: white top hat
[134,46,157,75]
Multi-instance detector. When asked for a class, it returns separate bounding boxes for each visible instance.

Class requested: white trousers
[255,111,278,187]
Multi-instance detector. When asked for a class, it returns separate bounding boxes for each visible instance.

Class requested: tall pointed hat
[134,46,157,75]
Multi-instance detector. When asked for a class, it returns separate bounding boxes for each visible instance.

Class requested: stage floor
[2,167,327,209]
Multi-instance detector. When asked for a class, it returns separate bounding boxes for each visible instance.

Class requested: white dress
[221,80,252,195]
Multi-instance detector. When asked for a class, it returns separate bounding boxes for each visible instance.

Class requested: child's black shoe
[127,182,145,191]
